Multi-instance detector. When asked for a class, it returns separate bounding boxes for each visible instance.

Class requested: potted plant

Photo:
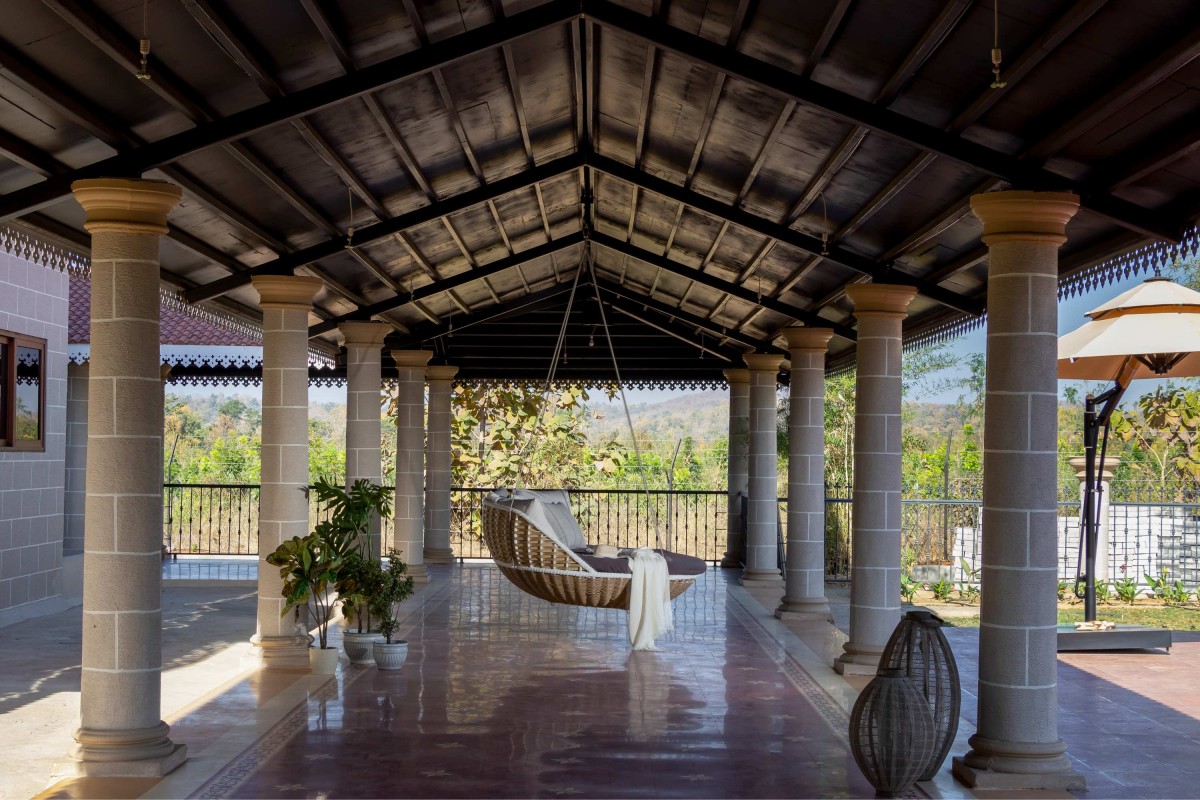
[265,532,343,674]
[338,551,386,664]
[369,549,416,670]
[313,476,393,664]
[264,476,393,674]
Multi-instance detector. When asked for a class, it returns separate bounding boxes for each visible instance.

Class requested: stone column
[954,191,1082,790]
[777,328,834,621]
[1070,455,1119,586]
[69,178,185,775]
[741,354,784,584]
[251,274,323,670]
[340,321,390,559]
[836,284,916,676]
[64,362,88,557]
[425,365,458,564]
[720,369,750,568]
[393,350,432,582]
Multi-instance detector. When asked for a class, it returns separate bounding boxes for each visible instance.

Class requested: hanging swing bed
[479,246,707,611]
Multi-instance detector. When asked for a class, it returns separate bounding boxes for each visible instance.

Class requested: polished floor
[185,566,877,799]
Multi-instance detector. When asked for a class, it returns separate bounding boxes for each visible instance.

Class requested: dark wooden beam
[0,0,578,222]
[584,0,1181,242]
[1029,20,1200,159]
[310,233,584,336]
[1088,109,1200,190]
[589,231,856,340]
[184,152,583,302]
[390,282,580,347]
[590,152,982,315]
[595,279,780,354]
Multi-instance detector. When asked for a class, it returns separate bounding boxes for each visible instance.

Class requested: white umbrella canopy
[1058,276,1200,381]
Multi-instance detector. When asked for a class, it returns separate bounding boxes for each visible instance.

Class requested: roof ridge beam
[185,152,583,303]
[580,0,1181,242]
[0,0,579,222]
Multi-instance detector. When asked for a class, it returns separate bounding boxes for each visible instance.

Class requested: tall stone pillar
[340,321,390,559]
[1070,455,1119,587]
[954,191,1083,791]
[741,354,784,584]
[393,350,432,582]
[69,178,185,775]
[777,328,835,621]
[836,284,916,675]
[425,365,458,564]
[720,369,749,568]
[251,274,323,670]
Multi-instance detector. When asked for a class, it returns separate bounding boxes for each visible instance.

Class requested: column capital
[339,321,391,348]
[1069,455,1120,482]
[722,368,749,386]
[72,178,182,235]
[970,190,1080,245]
[845,284,917,318]
[781,326,834,353]
[251,275,323,310]
[743,353,784,374]
[392,349,433,370]
[427,365,459,382]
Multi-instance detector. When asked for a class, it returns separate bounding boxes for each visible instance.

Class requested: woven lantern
[849,669,936,796]
[879,609,960,780]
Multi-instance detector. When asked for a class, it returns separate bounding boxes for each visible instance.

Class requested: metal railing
[163,481,1200,591]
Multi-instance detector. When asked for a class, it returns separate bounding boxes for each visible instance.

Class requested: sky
[172,268,1172,408]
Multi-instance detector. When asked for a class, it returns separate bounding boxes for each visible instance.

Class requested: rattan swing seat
[481,499,702,610]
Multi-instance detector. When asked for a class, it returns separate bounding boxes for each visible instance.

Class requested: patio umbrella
[1057,275,1200,621]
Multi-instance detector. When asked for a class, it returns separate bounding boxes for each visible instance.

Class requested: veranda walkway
[11,565,1199,799]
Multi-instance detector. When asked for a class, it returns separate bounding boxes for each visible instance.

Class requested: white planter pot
[373,640,409,671]
[310,647,340,675]
[342,631,383,664]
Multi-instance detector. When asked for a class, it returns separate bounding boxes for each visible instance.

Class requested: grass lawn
[934,603,1200,630]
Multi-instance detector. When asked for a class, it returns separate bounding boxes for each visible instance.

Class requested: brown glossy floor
[184,566,877,799]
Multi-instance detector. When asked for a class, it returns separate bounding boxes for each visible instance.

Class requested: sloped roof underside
[1,0,1199,381]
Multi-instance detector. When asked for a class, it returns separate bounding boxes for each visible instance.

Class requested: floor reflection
[194,566,875,799]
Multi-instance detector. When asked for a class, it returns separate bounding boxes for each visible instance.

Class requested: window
[0,331,45,450]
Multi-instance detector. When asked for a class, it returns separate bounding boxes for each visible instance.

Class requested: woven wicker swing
[479,245,704,609]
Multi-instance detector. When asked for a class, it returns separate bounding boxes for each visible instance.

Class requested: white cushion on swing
[486,489,587,550]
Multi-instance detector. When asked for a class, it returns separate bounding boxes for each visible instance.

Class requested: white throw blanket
[626,548,673,650]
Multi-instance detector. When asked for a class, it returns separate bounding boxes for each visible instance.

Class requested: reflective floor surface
[184,566,878,799]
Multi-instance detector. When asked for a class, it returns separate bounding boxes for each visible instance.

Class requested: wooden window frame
[0,330,47,452]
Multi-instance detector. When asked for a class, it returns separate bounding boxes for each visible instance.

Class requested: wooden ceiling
[1,0,1199,381]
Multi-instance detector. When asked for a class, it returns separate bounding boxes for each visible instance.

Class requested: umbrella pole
[1080,384,1126,623]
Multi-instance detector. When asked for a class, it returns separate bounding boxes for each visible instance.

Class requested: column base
[248,633,312,670]
[61,723,187,777]
[833,644,883,675]
[407,563,431,583]
[718,556,743,569]
[775,598,833,622]
[424,547,454,564]
[739,568,782,585]
[953,735,1084,791]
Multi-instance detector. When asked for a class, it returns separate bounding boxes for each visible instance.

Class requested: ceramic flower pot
[309,647,340,675]
[372,640,409,671]
[342,631,383,664]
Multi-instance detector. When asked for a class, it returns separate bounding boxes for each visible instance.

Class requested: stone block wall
[0,253,68,624]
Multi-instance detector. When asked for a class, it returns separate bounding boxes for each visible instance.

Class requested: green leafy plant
[338,552,386,633]
[1114,576,1140,605]
[931,579,954,602]
[311,475,392,557]
[1145,568,1190,605]
[900,574,919,604]
[370,549,416,644]
[1057,580,1070,602]
[1094,580,1110,605]
[265,532,343,650]
[957,558,981,603]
